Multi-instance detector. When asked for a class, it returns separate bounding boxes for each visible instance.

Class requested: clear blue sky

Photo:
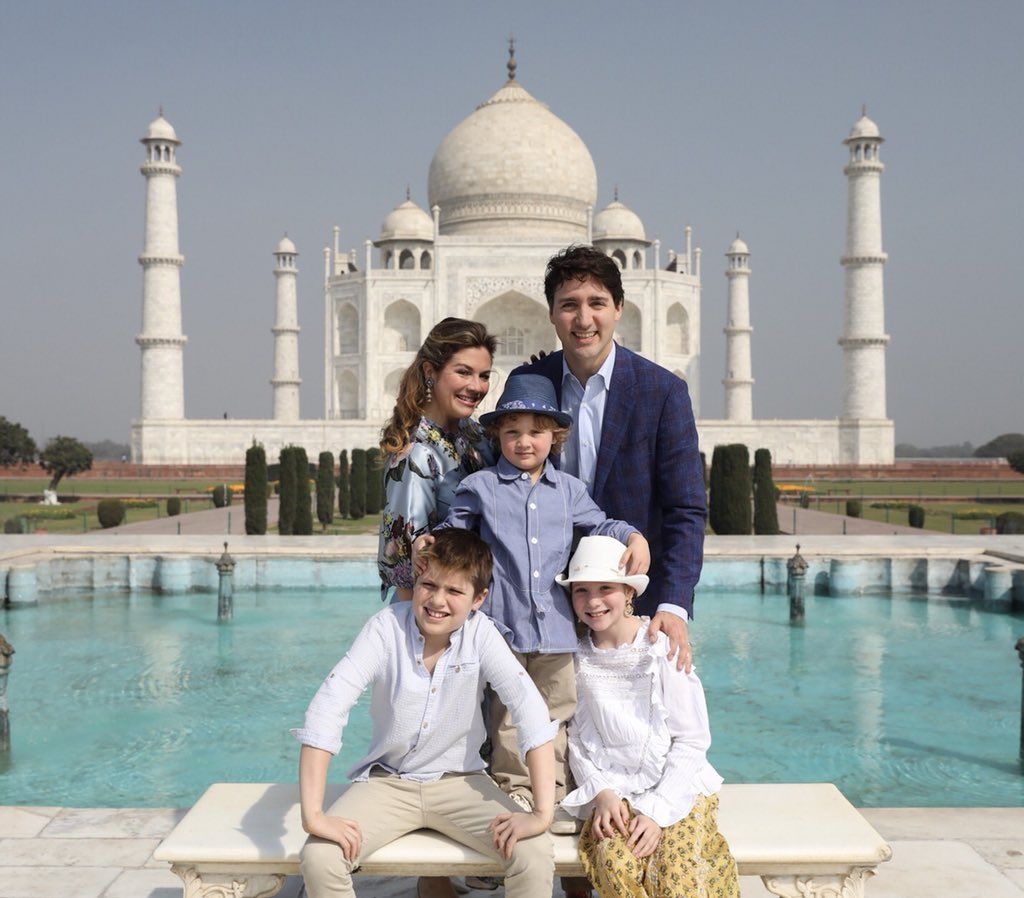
[1,1,1021,448]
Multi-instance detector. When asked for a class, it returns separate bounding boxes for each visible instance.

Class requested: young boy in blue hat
[415,373,649,813]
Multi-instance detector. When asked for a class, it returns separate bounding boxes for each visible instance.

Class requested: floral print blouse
[377,416,491,596]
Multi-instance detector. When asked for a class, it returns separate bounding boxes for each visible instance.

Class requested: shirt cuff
[656,603,689,622]
[290,727,340,755]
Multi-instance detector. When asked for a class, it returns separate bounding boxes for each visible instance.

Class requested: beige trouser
[300,772,554,898]
[487,650,576,804]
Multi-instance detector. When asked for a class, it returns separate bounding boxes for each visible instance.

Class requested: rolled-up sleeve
[480,624,558,758]
[291,614,387,754]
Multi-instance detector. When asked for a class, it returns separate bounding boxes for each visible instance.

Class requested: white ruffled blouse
[562,619,724,828]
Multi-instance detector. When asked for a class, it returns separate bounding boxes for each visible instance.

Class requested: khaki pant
[487,650,576,804]
[300,772,553,898]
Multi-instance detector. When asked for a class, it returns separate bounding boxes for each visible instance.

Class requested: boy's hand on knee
[626,813,662,858]
[620,533,651,575]
[489,810,548,859]
[307,812,363,861]
[591,790,629,841]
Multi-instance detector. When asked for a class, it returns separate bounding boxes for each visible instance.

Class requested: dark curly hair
[544,244,625,312]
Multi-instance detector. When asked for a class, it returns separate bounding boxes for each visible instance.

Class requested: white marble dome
[275,235,297,254]
[593,200,647,242]
[728,235,749,255]
[847,114,881,141]
[379,198,433,241]
[144,114,179,143]
[427,78,597,238]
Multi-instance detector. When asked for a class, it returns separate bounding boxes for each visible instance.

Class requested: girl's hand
[305,812,363,861]
[411,534,435,577]
[626,813,662,858]
[590,789,630,840]
[489,810,549,859]
[619,533,651,576]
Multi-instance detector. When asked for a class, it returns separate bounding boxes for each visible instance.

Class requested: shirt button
[431,687,437,693]
[520,472,528,480]
[531,537,538,544]
[417,658,422,664]
[533,570,540,578]
[529,502,537,510]
[455,665,461,672]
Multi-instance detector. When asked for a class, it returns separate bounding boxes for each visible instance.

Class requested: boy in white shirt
[295,529,556,898]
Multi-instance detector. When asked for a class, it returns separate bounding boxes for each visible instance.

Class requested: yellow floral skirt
[578,794,739,898]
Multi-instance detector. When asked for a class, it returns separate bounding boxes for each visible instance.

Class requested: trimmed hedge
[349,449,367,520]
[212,484,233,508]
[752,448,780,535]
[699,451,709,490]
[709,444,752,535]
[244,442,268,535]
[997,512,1024,535]
[167,497,182,516]
[338,449,350,519]
[4,517,28,534]
[366,448,383,515]
[278,447,297,535]
[317,451,335,527]
[1008,450,1024,475]
[907,505,925,528]
[846,499,862,518]
[293,447,313,535]
[97,498,125,529]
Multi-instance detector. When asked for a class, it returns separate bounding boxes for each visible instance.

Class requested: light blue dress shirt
[292,603,557,783]
[560,343,688,623]
[439,456,638,654]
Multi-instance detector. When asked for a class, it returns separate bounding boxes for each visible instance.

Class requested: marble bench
[153,782,891,897]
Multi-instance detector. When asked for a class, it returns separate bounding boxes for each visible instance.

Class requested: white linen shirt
[292,603,557,783]
[561,619,723,827]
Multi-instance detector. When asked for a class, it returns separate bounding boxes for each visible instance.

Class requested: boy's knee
[300,837,354,888]
[505,831,554,877]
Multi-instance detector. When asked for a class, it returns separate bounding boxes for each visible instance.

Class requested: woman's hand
[304,811,363,861]
[619,532,651,576]
[590,789,630,840]
[489,809,550,859]
[625,813,662,858]
[411,534,435,578]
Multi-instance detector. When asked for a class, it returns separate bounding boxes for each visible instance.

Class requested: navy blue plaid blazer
[513,346,707,618]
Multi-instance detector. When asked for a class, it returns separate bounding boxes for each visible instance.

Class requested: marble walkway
[1,805,1023,898]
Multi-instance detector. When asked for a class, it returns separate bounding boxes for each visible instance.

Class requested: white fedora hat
[555,535,649,596]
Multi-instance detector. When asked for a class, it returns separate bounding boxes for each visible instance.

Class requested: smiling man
[513,244,707,672]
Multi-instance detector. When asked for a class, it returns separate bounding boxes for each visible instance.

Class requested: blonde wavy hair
[379,318,498,458]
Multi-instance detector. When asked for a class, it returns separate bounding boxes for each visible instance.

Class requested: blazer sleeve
[648,377,707,615]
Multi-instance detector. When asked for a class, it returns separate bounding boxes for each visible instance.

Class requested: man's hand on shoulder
[523,349,549,366]
[648,612,692,673]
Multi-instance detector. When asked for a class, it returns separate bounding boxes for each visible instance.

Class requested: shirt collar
[496,454,555,484]
[561,341,617,393]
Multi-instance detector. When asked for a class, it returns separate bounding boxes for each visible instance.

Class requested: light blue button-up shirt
[292,603,557,782]
[560,342,616,490]
[439,456,638,654]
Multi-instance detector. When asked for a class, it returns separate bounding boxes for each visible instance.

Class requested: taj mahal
[131,50,894,465]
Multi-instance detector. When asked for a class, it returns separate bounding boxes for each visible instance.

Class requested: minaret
[723,235,754,421]
[137,111,186,419]
[271,235,301,420]
[840,108,889,419]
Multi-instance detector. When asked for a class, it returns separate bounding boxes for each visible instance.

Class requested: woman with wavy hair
[378,317,498,602]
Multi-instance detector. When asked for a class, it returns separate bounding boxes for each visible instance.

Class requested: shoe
[416,876,459,898]
[561,876,592,898]
[463,875,502,891]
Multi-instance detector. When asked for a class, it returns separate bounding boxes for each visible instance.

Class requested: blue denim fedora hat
[478,374,573,429]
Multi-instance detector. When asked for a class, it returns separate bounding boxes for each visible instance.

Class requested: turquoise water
[1,589,1021,808]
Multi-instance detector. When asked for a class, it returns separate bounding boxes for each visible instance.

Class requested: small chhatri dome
[846,107,882,142]
[593,198,647,242]
[276,234,297,254]
[427,48,597,238]
[728,234,749,255]
[144,111,179,143]
[379,198,433,241]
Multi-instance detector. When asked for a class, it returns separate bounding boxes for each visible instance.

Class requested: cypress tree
[244,441,268,535]
[316,451,335,529]
[752,448,780,535]
[337,449,350,519]
[294,447,314,535]
[365,447,383,515]
[709,444,752,535]
[278,446,296,535]
[350,448,367,519]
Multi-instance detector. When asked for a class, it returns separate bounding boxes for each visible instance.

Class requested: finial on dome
[158,104,164,117]
[613,185,619,202]
[406,184,411,201]
[862,103,867,117]
[507,35,517,81]
[736,230,740,238]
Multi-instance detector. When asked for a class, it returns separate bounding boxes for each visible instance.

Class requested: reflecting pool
[1,588,1020,807]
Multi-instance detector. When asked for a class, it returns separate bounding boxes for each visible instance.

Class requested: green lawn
[805,496,1021,534]
[0,498,166,534]
[777,478,1023,499]
[0,477,219,498]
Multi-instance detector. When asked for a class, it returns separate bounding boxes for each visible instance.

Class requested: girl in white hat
[558,536,738,898]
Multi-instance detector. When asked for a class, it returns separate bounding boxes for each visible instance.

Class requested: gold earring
[625,598,634,617]
[425,378,434,403]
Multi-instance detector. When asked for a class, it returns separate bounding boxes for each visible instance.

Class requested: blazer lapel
[592,346,637,501]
